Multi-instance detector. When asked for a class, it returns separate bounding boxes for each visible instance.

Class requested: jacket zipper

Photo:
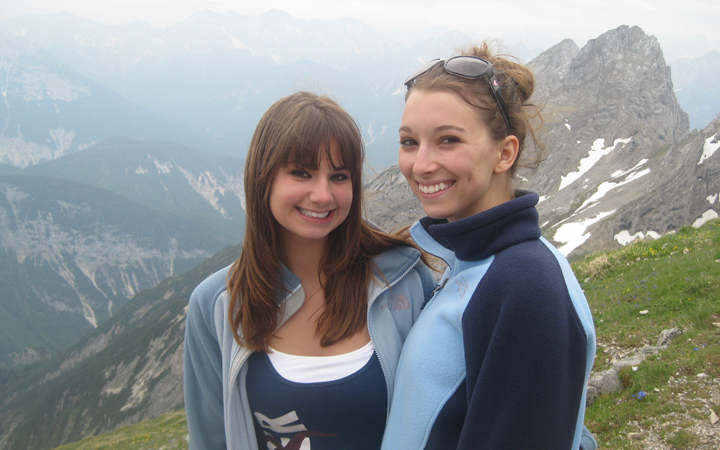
[226,284,302,450]
[367,256,421,418]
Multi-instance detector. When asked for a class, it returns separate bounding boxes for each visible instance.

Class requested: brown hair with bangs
[406,42,546,183]
[228,91,419,351]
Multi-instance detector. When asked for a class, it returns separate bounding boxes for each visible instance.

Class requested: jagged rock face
[364,165,423,232]
[520,26,715,257]
[602,117,720,245]
[526,25,689,194]
[366,26,719,259]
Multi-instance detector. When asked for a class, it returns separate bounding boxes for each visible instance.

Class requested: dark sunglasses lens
[445,57,491,78]
[405,59,442,85]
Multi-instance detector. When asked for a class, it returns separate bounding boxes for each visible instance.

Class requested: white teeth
[419,182,451,194]
[299,208,330,219]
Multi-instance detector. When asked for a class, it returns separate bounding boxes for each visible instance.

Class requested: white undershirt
[267,340,375,383]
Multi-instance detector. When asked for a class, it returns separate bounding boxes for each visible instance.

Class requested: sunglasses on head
[404,56,512,134]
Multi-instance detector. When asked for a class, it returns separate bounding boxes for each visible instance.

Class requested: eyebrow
[399,125,466,134]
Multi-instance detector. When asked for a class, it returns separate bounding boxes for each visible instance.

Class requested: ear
[494,135,519,174]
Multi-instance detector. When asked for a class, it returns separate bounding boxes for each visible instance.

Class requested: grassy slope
[52,410,188,450]
[49,220,720,450]
[577,220,720,449]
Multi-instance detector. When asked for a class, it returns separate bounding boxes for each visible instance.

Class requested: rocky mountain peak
[529,38,579,89]
[535,25,688,152]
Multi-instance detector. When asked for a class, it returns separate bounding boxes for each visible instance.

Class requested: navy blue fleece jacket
[381,191,596,450]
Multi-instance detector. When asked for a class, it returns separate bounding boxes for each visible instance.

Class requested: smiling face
[399,89,518,222]
[269,143,353,248]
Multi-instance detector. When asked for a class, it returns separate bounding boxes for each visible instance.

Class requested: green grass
[48,220,720,450]
[52,409,188,450]
[576,220,720,449]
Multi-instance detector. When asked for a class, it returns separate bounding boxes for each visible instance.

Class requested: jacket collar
[278,244,422,299]
[411,191,542,262]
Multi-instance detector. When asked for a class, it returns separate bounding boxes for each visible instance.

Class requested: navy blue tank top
[245,350,387,450]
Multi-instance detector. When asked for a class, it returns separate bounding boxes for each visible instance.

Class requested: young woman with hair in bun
[381,44,598,450]
[184,91,436,450]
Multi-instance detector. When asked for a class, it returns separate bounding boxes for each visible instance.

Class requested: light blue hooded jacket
[183,245,436,450]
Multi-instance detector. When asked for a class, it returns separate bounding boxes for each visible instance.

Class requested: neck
[280,235,327,283]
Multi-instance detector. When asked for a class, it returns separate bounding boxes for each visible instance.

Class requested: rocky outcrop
[586,328,683,404]
[364,165,423,232]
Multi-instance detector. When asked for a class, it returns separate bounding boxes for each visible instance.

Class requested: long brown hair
[228,91,418,351]
[406,42,546,180]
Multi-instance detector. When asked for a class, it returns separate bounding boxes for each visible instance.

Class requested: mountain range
[1,11,717,171]
[0,34,222,167]
[0,138,245,367]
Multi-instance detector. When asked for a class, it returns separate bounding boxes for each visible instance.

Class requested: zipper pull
[421,278,448,310]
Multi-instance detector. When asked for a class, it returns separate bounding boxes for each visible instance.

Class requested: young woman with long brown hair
[381,44,598,450]
[184,91,435,450]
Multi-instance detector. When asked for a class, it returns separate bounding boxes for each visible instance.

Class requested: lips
[418,181,454,194]
[298,207,331,219]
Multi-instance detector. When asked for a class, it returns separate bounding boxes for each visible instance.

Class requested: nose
[308,178,333,205]
[411,143,437,177]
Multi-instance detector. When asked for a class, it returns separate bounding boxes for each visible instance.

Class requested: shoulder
[487,238,568,296]
[372,245,437,313]
[466,238,583,328]
[372,245,425,281]
[187,264,233,326]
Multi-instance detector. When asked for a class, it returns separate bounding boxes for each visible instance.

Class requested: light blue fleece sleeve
[184,277,227,450]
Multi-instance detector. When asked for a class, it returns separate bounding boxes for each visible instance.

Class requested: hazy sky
[1,0,719,61]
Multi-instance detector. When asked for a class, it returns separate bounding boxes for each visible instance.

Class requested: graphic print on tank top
[245,350,387,450]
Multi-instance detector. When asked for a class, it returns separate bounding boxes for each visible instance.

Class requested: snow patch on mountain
[610,159,648,179]
[559,137,631,190]
[576,164,651,213]
[708,194,718,205]
[698,134,719,165]
[693,209,718,228]
[614,230,661,246]
[553,210,615,256]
